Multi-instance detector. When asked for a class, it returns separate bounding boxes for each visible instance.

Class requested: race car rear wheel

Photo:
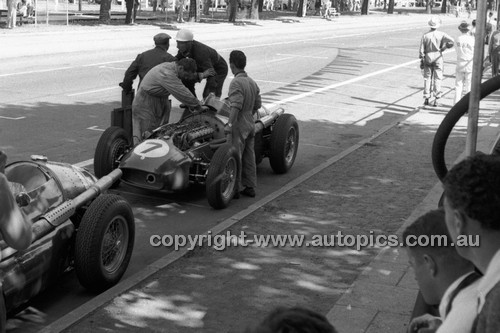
[206,144,239,209]
[269,114,299,174]
[75,194,135,293]
[94,126,130,180]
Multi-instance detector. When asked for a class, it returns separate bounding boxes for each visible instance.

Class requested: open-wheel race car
[1,157,134,325]
[94,95,299,209]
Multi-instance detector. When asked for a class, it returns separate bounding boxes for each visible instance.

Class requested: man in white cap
[175,29,228,99]
[419,16,454,106]
[120,33,176,94]
[454,21,474,104]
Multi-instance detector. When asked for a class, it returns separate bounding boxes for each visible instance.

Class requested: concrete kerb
[326,104,500,333]
[39,99,424,333]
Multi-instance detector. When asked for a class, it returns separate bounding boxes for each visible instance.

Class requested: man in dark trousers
[225,50,261,198]
[174,29,228,99]
[120,33,176,94]
[125,0,139,24]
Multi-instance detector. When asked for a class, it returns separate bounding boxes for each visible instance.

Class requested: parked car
[1,157,135,326]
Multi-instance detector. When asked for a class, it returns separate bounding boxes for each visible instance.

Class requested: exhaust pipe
[255,108,284,133]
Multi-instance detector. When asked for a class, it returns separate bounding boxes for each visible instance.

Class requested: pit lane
[0,16,463,332]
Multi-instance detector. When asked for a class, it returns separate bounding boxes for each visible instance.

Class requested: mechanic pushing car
[174,29,228,99]
[132,58,202,144]
[119,33,176,95]
[225,50,262,198]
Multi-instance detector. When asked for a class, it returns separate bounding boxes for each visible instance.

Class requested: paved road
[0,13,477,332]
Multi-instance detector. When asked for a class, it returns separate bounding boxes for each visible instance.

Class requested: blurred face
[176,41,192,56]
[443,196,471,260]
[407,249,439,305]
[177,66,195,81]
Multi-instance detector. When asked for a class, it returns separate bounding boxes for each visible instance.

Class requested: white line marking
[98,65,128,70]
[0,59,131,78]
[264,58,421,109]
[0,116,25,120]
[267,57,294,63]
[87,126,106,131]
[67,86,119,96]
[276,53,329,59]
[363,61,400,66]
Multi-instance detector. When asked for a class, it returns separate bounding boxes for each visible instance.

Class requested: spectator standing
[454,21,474,104]
[226,50,261,198]
[489,28,500,76]
[131,59,202,144]
[175,29,228,99]
[442,153,500,333]
[419,16,454,106]
[125,0,139,24]
[6,0,18,29]
[120,33,176,94]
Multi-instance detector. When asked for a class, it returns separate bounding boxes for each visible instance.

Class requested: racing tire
[94,126,131,180]
[74,194,135,293]
[206,144,239,209]
[432,76,500,181]
[269,114,299,174]
[254,132,264,165]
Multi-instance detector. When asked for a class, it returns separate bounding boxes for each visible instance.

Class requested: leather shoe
[240,187,256,198]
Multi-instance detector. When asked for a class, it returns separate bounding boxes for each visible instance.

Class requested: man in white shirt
[442,153,500,333]
[454,21,475,104]
[405,209,480,333]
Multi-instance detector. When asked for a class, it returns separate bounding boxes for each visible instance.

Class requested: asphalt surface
[2,9,496,333]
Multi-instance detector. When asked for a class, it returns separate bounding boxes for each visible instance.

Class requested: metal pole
[466,0,488,155]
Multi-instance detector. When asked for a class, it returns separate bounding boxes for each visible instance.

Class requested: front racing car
[94,95,299,209]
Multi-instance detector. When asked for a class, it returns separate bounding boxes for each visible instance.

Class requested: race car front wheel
[269,114,299,174]
[94,126,130,180]
[206,144,239,209]
[75,194,135,293]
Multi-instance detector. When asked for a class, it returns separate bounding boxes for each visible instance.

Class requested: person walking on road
[419,16,454,106]
[454,21,474,104]
[175,29,228,99]
[125,0,139,24]
[489,28,500,77]
[225,50,261,198]
[131,58,202,144]
[119,33,176,94]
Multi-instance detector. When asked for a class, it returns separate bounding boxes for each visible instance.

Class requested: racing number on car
[134,140,170,160]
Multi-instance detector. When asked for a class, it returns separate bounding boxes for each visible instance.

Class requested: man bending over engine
[132,58,202,144]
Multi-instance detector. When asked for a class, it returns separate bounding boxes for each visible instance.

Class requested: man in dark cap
[120,33,176,95]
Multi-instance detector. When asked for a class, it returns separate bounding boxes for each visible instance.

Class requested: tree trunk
[361,0,368,13]
[203,0,210,15]
[248,0,259,18]
[297,0,307,16]
[99,0,111,23]
[387,0,394,13]
[426,0,432,13]
[188,0,200,21]
[228,0,237,21]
